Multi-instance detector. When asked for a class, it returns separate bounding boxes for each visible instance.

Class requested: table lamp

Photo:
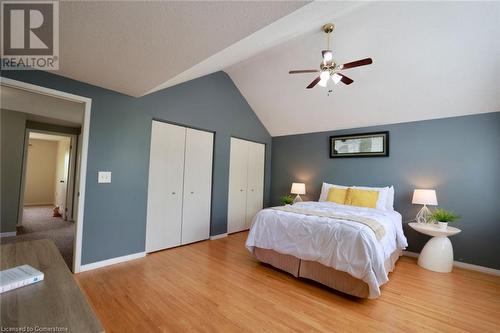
[291,183,306,203]
[412,189,438,223]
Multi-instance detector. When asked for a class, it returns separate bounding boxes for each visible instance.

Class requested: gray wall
[1,70,271,265]
[0,110,27,233]
[271,112,500,269]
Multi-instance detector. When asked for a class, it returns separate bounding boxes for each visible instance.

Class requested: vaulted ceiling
[227,1,500,136]
[47,1,499,136]
[54,1,308,97]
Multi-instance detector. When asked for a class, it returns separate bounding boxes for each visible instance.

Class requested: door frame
[19,129,78,222]
[1,77,91,273]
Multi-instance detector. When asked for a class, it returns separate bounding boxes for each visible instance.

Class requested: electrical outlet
[98,171,112,184]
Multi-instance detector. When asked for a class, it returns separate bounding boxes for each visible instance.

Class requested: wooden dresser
[0,239,103,332]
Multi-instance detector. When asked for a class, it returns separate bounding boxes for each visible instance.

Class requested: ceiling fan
[289,23,373,89]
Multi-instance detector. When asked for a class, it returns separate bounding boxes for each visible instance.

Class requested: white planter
[437,222,448,230]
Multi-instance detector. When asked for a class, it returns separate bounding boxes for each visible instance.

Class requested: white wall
[24,139,58,205]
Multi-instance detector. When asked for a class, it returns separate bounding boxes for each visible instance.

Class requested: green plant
[280,194,294,205]
[430,208,460,223]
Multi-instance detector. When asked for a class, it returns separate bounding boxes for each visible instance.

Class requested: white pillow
[318,182,349,202]
[353,185,389,211]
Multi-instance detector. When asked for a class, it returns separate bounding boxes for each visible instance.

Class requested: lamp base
[293,194,303,204]
[416,205,432,223]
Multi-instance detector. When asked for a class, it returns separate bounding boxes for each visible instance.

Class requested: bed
[245,192,408,299]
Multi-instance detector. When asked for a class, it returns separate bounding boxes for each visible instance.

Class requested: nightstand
[408,222,461,273]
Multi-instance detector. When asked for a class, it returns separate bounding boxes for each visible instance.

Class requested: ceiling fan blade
[340,58,373,70]
[306,76,321,89]
[337,73,354,85]
[289,69,319,74]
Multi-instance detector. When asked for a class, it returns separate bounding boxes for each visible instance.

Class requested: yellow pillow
[326,187,347,204]
[345,188,379,208]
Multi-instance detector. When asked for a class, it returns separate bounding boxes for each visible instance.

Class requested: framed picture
[330,131,389,158]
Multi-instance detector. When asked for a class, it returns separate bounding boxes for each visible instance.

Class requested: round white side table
[408,222,461,273]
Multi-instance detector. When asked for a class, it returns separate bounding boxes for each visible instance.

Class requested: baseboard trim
[209,233,228,240]
[403,251,500,276]
[79,252,146,272]
[0,231,17,238]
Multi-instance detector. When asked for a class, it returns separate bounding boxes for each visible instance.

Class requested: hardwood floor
[76,232,500,332]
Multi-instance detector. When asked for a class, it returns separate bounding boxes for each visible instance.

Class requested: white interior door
[146,121,186,252]
[54,138,70,219]
[181,128,213,244]
[245,142,265,228]
[227,138,249,233]
[64,136,77,221]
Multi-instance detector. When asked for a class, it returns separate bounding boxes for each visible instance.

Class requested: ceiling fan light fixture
[288,23,372,90]
[318,71,330,87]
[320,71,330,81]
[323,50,333,62]
[332,73,342,85]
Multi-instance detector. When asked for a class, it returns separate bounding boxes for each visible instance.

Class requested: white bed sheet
[245,201,408,298]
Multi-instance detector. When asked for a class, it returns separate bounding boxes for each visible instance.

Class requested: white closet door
[146,121,186,252]
[182,128,214,244]
[245,142,265,228]
[227,138,249,233]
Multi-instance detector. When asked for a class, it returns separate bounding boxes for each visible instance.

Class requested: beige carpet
[1,206,74,270]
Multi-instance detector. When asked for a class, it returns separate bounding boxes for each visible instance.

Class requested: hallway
[1,206,74,269]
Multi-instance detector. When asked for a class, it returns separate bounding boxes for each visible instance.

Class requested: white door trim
[18,129,77,223]
[1,76,91,273]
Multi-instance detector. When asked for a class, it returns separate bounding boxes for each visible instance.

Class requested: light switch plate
[98,171,112,184]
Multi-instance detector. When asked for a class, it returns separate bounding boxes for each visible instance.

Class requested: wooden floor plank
[76,232,500,333]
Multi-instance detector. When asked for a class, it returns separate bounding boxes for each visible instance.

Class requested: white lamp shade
[412,189,438,205]
[291,183,306,195]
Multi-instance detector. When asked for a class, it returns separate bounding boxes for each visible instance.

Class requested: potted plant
[280,194,294,206]
[429,208,460,229]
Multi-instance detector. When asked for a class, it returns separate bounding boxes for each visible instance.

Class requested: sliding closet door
[182,128,214,244]
[245,142,265,228]
[227,138,249,233]
[146,121,185,252]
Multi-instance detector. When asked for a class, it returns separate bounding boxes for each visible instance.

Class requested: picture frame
[330,131,389,158]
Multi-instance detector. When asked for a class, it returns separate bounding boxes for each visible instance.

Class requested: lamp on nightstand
[412,189,438,223]
[291,183,306,204]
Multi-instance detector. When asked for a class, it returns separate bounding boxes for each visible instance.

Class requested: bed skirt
[253,247,402,298]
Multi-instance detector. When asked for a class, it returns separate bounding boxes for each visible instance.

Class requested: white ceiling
[227,1,500,136]
[1,85,84,126]
[35,1,500,135]
[55,1,308,97]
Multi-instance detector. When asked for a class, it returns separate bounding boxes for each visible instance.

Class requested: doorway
[0,77,92,272]
[16,130,78,268]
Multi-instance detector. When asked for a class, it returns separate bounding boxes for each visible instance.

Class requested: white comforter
[245,201,408,298]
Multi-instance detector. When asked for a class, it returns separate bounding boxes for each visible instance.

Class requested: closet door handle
[190,191,194,194]
[240,189,244,192]
[171,192,176,195]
